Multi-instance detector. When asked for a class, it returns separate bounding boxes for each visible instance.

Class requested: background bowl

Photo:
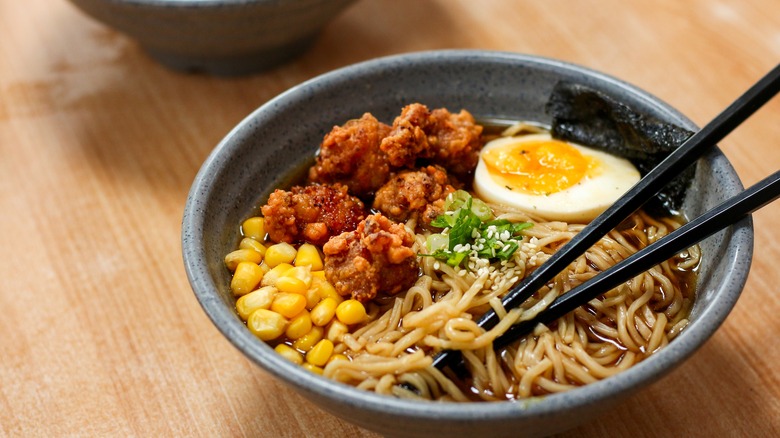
[67,0,356,75]
[182,50,752,437]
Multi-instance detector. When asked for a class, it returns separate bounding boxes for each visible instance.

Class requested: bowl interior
[182,50,752,437]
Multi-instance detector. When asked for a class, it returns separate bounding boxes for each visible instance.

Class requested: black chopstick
[431,63,780,371]
[491,169,780,350]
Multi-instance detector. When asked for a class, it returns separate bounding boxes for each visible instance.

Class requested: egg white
[473,133,640,223]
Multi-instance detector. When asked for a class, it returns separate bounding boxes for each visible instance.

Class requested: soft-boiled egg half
[473,133,640,223]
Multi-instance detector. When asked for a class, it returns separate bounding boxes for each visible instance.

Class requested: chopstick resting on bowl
[491,169,780,350]
[431,63,780,372]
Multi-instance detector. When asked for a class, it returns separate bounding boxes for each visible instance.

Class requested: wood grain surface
[2,0,778,436]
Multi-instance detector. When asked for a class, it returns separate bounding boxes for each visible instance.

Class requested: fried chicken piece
[380,103,484,176]
[376,103,430,169]
[308,113,392,198]
[261,184,367,246]
[372,165,458,226]
[428,107,485,175]
[323,214,419,303]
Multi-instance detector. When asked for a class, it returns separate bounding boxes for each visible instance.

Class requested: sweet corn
[325,320,348,343]
[258,262,271,275]
[306,339,334,367]
[247,309,287,341]
[260,262,293,287]
[230,262,264,296]
[311,271,326,280]
[283,265,312,288]
[312,277,343,304]
[264,242,297,268]
[295,243,323,270]
[271,292,307,319]
[285,310,313,340]
[275,276,308,294]
[242,217,265,241]
[239,237,267,256]
[304,288,321,310]
[292,326,323,352]
[310,297,338,327]
[235,286,277,320]
[302,363,324,375]
[274,344,303,365]
[336,299,367,325]
[224,248,264,271]
[327,353,349,365]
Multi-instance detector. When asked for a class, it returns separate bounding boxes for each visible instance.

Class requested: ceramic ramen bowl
[181,50,752,437]
[67,0,356,75]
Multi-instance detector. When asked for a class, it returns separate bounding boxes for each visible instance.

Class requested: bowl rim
[182,49,753,422]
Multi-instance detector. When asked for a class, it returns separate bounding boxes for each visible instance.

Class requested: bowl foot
[142,35,318,76]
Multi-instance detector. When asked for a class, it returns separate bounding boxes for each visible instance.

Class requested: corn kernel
[236,286,277,320]
[311,271,326,280]
[310,297,338,327]
[285,310,313,340]
[276,276,308,295]
[302,362,324,375]
[283,265,312,288]
[292,326,323,352]
[304,288,321,310]
[336,300,367,325]
[231,262,264,296]
[264,242,297,268]
[306,339,334,367]
[242,217,265,241]
[247,309,287,341]
[260,262,293,287]
[274,344,303,365]
[327,353,349,365]
[224,248,264,271]
[258,262,271,275]
[295,243,324,270]
[239,238,267,256]
[271,292,307,319]
[325,320,348,343]
[312,277,343,304]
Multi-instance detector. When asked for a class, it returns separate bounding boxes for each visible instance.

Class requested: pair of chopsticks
[432,63,780,371]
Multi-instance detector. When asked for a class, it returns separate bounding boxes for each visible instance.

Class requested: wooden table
[2,0,778,436]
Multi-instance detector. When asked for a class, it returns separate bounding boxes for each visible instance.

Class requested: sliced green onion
[424,191,533,268]
[443,190,471,212]
[511,222,533,235]
[496,241,519,260]
[427,233,449,252]
[470,198,493,221]
[446,252,468,267]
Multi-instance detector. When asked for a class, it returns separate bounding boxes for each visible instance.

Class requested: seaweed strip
[545,81,696,216]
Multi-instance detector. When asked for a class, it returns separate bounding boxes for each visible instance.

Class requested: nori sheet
[545,81,696,216]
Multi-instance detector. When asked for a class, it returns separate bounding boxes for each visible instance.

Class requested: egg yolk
[481,139,598,195]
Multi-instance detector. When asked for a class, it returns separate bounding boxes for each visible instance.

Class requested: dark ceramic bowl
[181,50,752,437]
[67,0,356,75]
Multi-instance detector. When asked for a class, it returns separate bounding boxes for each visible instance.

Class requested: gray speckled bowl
[67,0,356,75]
[181,50,752,437]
